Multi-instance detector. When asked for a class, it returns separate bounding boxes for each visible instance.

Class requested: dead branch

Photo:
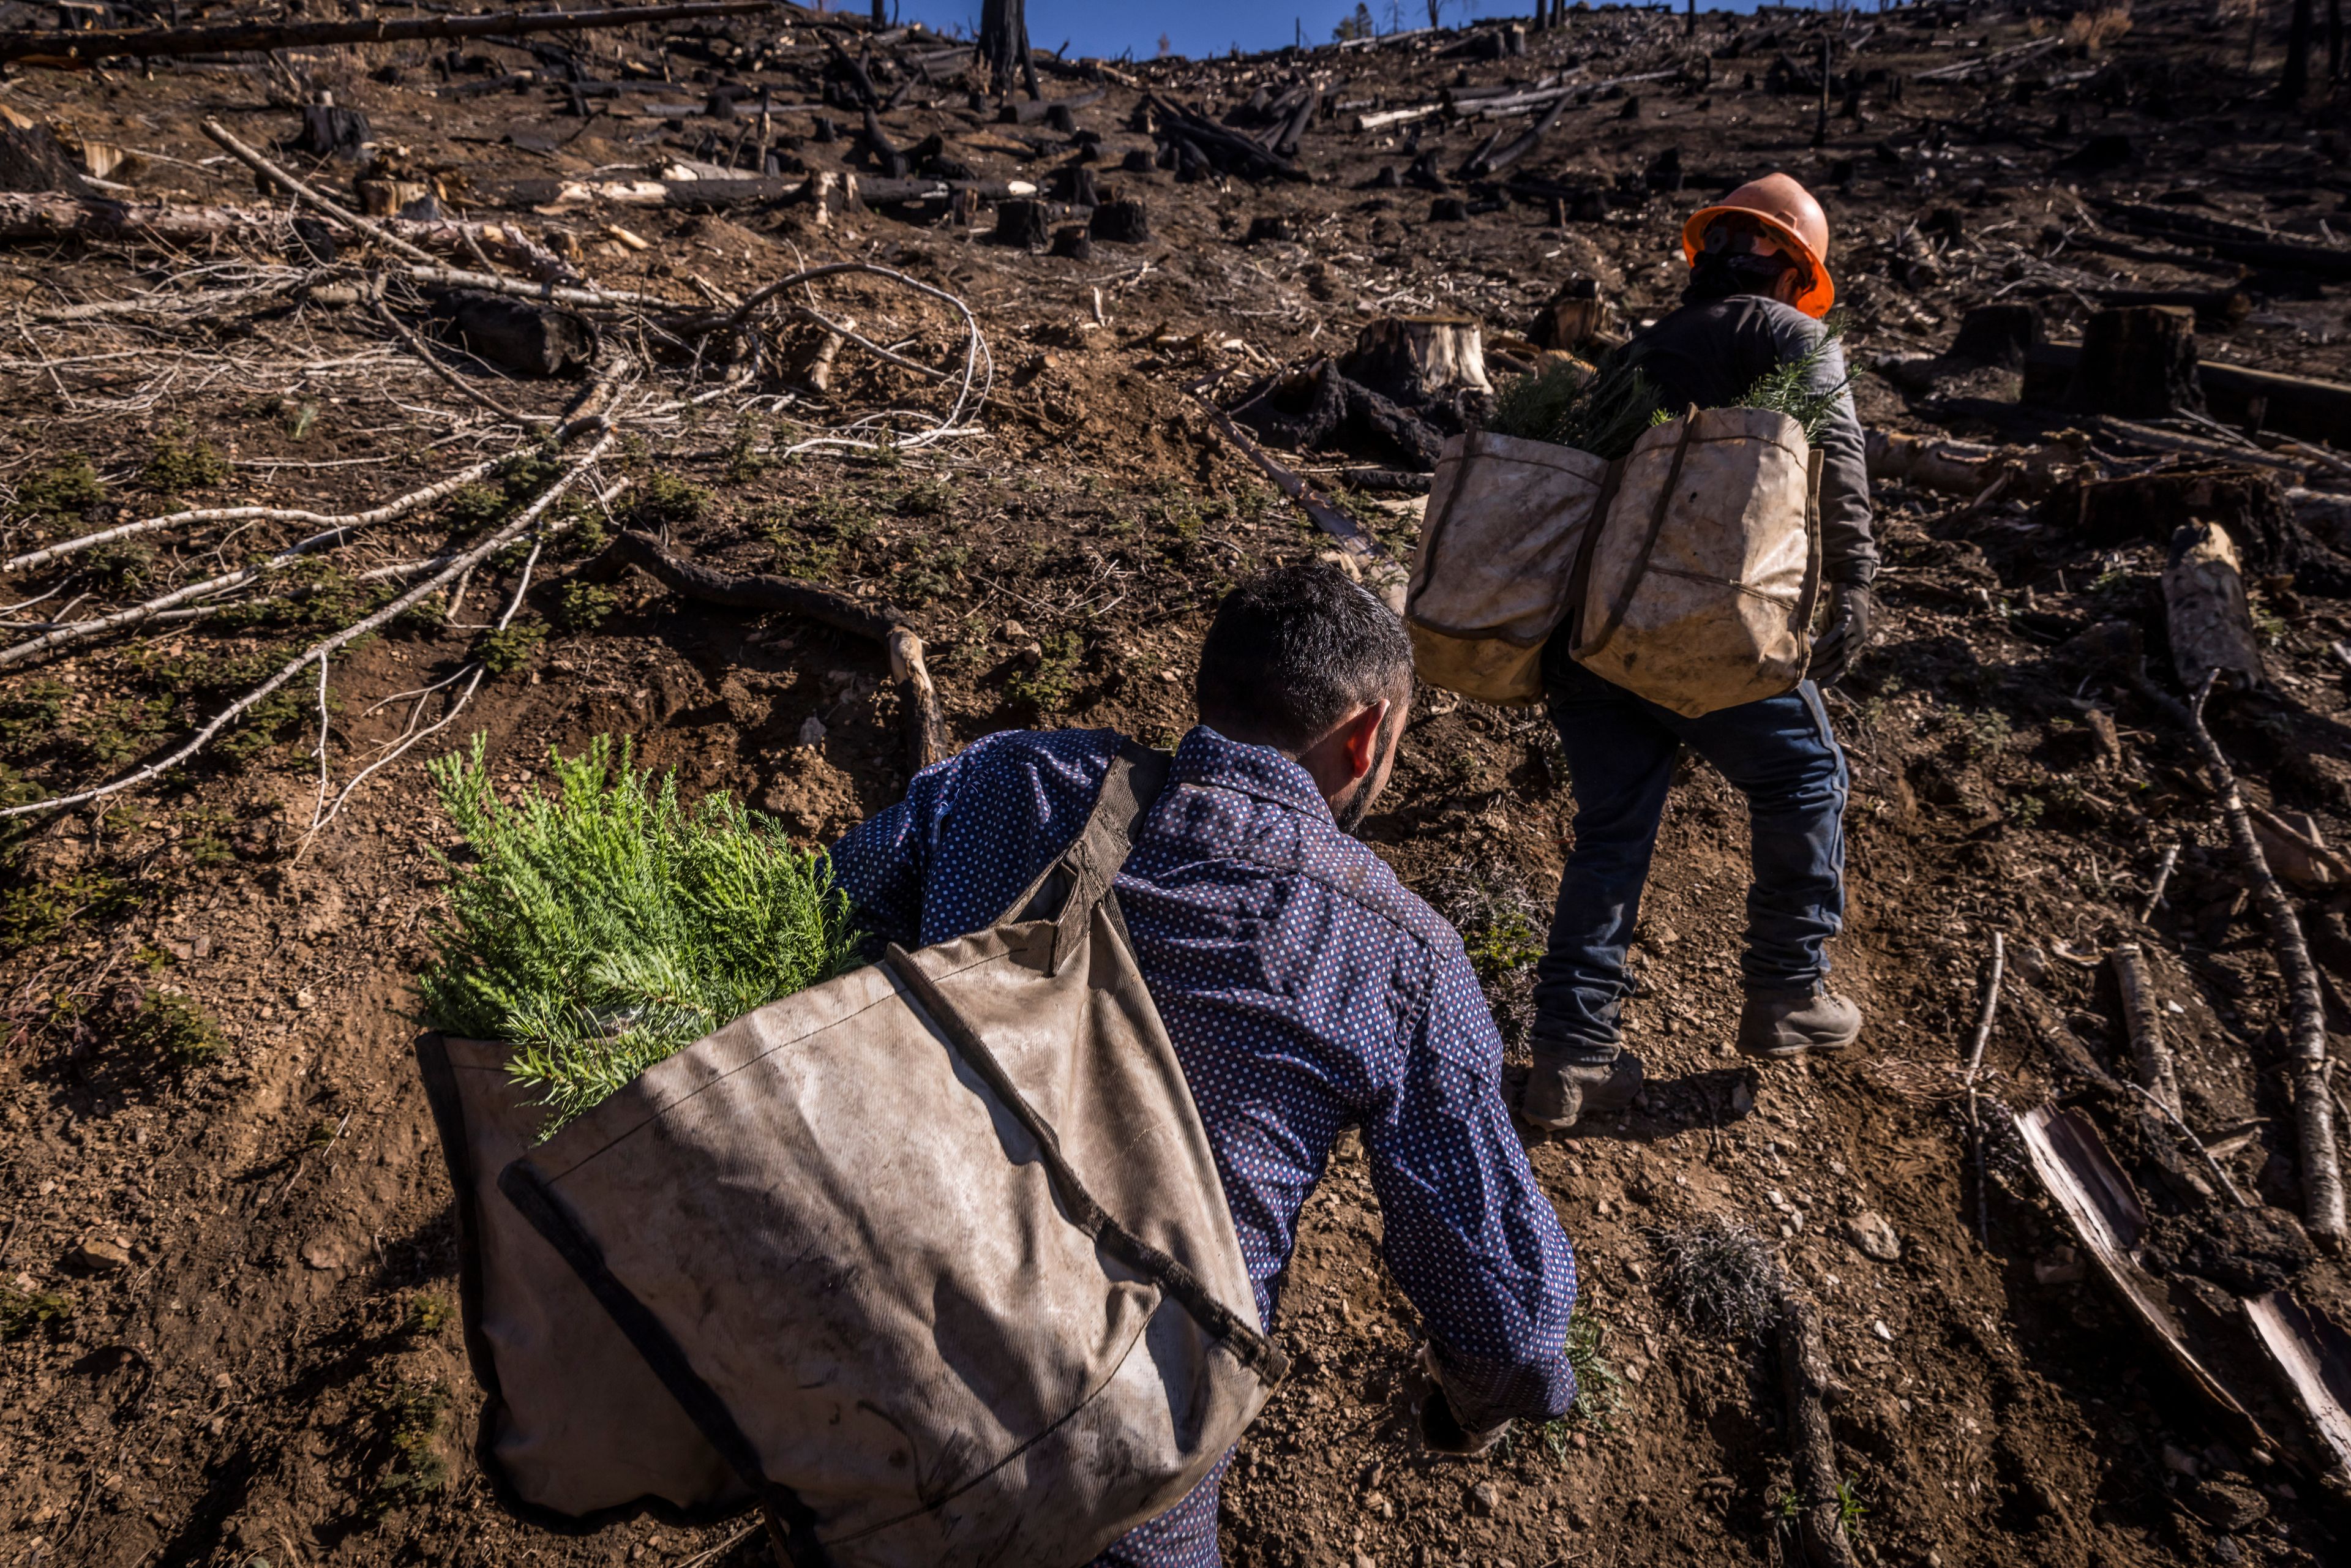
[580,530,948,772]
[2139,671,2347,1242]
[2112,943,2181,1116]
[0,432,614,822]
[0,2,774,67]
[3,456,509,577]
[1186,375,1406,612]
[580,528,904,642]
[1962,931,2006,1244]
[1778,1289,1863,1568]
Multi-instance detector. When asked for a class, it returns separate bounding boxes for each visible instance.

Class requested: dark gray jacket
[1621,294,1877,589]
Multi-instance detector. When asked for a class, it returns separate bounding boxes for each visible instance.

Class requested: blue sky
[868,2,1791,64]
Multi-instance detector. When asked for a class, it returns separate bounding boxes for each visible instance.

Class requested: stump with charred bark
[2162,520,2265,694]
[1338,315,1492,407]
[992,197,1052,249]
[2068,305,2204,419]
[427,292,599,379]
[1089,198,1150,244]
[1948,302,2043,369]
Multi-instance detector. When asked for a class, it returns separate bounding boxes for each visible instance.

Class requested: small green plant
[418,735,864,1135]
[0,1281,73,1338]
[0,870,137,947]
[405,1292,454,1335]
[891,477,953,517]
[70,696,171,771]
[80,539,156,591]
[440,482,507,535]
[624,473,710,531]
[724,416,768,483]
[0,680,66,762]
[122,990,228,1062]
[287,400,320,441]
[766,494,877,580]
[478,621,547,675]
[140,433,229,496]
[893,546,970,607]
[1005,630,1082,713]
[370,1381,452,1507]
[1955,708,2012,762]
[550,582,619,634]
[10,455,104,519]
[1564,1313,1624,1424]
[1835,1476,1869,1540]
[2007,792,2046,828]
[1774,1488,1803,1527]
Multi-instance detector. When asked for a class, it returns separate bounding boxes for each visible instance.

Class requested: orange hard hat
[1680,172,1836,318]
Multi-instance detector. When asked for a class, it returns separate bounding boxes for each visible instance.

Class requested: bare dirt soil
[4,4,2351,1567]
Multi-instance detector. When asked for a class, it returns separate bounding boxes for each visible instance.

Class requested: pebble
[70,1237,130,1274]
[797,715,827,747]
[1870,1319,1895,1342]
[301,1236,347,1272]
[1469,1481,1499,1516]
[1845,1209,1902,1262]
[999,619,1027,640]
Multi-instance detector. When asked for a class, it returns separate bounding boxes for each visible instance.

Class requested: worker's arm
[1363,940,1580,1438]
[1764,306,1877,589]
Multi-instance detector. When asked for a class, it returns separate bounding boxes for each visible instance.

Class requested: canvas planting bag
[1572,406,1824,718]
[1404,429,1614,706]
[419,743,1284,1566]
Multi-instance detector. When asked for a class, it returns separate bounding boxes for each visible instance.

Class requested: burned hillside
[2,2,2351,1566]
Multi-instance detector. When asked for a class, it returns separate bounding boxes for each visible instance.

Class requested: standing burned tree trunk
[978,0,1040,100]
[2282,0,2315,99]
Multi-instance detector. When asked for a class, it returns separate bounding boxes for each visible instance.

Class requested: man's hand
[1807,585,1874,687]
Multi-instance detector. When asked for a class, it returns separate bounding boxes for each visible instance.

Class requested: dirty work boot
[1519,1042,1645,1131]
[1737,985,1862,1060]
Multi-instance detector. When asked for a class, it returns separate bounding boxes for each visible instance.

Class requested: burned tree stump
[992,197,1052,248]
[2162,520,2265,694]
[427,292,599,378]
[294,100,372,160]
[1528,277,1612,353]
[1948,302,2043,369]
[1049,224,1092,260]
[1338,315,1493,405]
[1244,214,1297,244]
[1089,197,1150,244]
[0,124,95,196]
[2068,305,2203,419]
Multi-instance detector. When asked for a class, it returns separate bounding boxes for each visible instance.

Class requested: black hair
[1195,562,1412,753]
[1684,246,1799,306]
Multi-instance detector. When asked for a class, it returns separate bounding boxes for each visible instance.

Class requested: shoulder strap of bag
[1577,408,1700,661]
[1558,455,1627,649]
[1001,738,1174,976]
[881,942,1291,1386]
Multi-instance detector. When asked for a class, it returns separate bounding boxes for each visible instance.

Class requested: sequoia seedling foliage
[418,735,863,1135]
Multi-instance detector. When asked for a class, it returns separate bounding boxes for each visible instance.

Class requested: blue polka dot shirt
[830,724,1578,1565]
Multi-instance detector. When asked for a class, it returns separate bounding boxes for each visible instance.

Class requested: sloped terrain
[3,4,2351,1567]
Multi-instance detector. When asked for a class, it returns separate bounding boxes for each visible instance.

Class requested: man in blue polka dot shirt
[831,563,1580,1565]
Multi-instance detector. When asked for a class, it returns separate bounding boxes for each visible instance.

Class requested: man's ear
[1341,699,1390,781]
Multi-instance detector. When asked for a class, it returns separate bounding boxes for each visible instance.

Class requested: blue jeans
[1532,659,1849,1056]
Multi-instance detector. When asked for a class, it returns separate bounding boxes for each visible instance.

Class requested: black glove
[1806,585,1874,688]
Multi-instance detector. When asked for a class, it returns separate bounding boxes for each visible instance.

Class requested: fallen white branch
[0,431,613,822]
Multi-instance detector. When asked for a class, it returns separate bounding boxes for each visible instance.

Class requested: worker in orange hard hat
[1520,170,1875,1133]
[1680,171,1838,319]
